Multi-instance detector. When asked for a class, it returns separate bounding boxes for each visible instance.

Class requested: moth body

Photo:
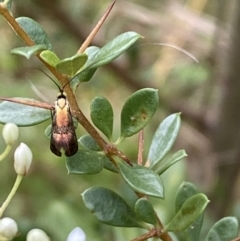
[50,91,78,157]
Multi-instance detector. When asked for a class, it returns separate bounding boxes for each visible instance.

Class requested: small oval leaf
[156,150,187,175]
[135,198,157,225]
[16,17,52,49]
[86,31,142,69]
[78,134,101,151]
[56,54,88,76]
[103,157,118,173]
[0,101,50,126]
[148,113,181,168]
[205,217,238,241]
[66,150,104,175]
[117,160,164,198]
[175,182,203,241]
[121,88,158,138]
[90,96,113,139]
[70,47,99,87]
[164,194,209,232]
[11,45,47,59]
[72,68,97,87]
[40,50,60,67]
[82,187,141,227]
[175,182,199,212]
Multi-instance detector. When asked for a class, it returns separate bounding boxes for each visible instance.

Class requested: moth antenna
[35,68,62,92]
[35,68,76,92]
[62,75,76,90]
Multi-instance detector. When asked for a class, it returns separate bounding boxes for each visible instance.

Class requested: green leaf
[11,45,47,59]
[148,113,181,168]
[135,198,157,225]
[70,46,104,89]
[120,88,158,138]
[16,17,52,49]
[103,157,118,173]
[175,182,199,212]
[66,150,104,175]
[90,96,113,139]
[164,193,209,232]
[85,46,100,59]
[72,68,97,86]
[156,150,187,175]
[40,50,60,67]
[77,135,118,172]
[116,160,164,198]
[70,46,100,87]
[0,100,50,126]
[176,182,203,241]
[85,31,142,69]
[205,217,238,241]
[82,187,141,227]
[78,134,101,151]
[56,54,88,76]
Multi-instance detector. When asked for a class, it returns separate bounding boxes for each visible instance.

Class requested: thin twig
[130,229,157,241]
[0,97,53,110]
[77,0,116,54]
[0,1,132,165]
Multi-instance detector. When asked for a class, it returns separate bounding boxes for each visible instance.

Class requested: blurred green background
[0,0,239,240]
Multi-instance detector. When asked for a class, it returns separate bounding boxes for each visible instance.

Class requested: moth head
[57,91,67,99]
[56,91,68,109]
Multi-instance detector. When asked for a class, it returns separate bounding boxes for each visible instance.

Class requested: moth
[36,70,78,157]
[50,88,78,157]
[0,71,78,157]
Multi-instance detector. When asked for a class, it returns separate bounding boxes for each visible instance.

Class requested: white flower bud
[14,143,32,175]
[0,217,18,240]
[67,227,86,241]
[2,123,19,145]
[26,229,50,241]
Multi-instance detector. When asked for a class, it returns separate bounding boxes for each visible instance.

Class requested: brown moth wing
[50,106,78,157]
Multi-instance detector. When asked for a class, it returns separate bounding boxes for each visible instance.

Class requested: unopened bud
[2,123,19,145]
[26,229,50,241]
[14,143,32,175]
[67,227,86,241]
[0,217,18,240]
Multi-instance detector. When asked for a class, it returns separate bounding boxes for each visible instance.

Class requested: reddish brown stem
[130,229,157,241]
[77,0,116,54]
[0,1,132,165]
[0,97,53,110]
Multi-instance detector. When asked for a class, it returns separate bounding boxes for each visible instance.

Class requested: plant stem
[0,175,23,218]
[131,229,157,241]
[0,2,131,165]
[0,145,12,161]
[77,0,116,54]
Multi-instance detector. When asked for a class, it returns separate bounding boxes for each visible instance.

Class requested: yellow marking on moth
[54,98,70,127]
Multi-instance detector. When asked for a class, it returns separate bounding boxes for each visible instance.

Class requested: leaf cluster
[0,1,238,241]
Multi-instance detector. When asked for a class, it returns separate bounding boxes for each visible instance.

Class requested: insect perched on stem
[43,72,78,157]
